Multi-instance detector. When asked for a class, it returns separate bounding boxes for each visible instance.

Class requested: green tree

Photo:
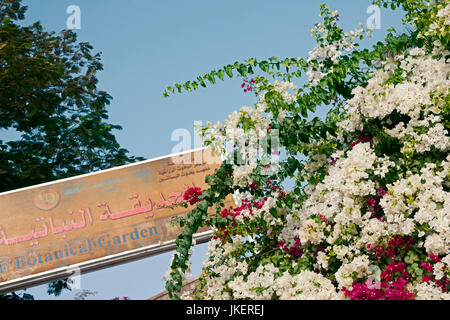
[0,0,143,299]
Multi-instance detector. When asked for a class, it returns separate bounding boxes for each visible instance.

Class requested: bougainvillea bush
[163,0,449,300]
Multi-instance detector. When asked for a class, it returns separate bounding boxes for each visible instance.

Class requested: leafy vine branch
[164,0,450,300]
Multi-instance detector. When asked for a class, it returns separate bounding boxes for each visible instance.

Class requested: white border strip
[0,230,213,294]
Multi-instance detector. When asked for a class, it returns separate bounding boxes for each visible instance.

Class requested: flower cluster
[241,78,256,92]
[339,46,450,156]
[166,1,450,301]
[306,6,372,86]
[419,2,449,39]
[197,91,282,186]
[199,237,342,300]
[342,261,416,300]
[183,186,203,205]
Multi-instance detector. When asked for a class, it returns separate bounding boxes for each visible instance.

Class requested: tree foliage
[0,0,142,299]
[0,0,142,193]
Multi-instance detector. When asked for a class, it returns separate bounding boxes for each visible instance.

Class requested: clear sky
[7,0,406,300]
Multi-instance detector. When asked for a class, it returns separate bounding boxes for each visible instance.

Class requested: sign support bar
[0,230,213,294]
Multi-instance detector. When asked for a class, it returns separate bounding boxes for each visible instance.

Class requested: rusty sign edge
[0,146,210,197]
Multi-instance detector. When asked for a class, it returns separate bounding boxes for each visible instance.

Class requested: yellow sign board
[0,148,221,292]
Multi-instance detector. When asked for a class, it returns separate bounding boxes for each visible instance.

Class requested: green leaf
[224,65,233,78]
[247,58,256,65]
[197,200,209,212]
[183,82,191,91]
[259,61,270,72]
[269,207,278,218]
[300,105,308,118]
[284,195,293,209]
[217,69,224,80]
[207,73,216,84]
[237,64,248,77]
[197,76,206,87]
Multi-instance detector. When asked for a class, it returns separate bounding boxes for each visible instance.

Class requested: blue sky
[8,0,406,300]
